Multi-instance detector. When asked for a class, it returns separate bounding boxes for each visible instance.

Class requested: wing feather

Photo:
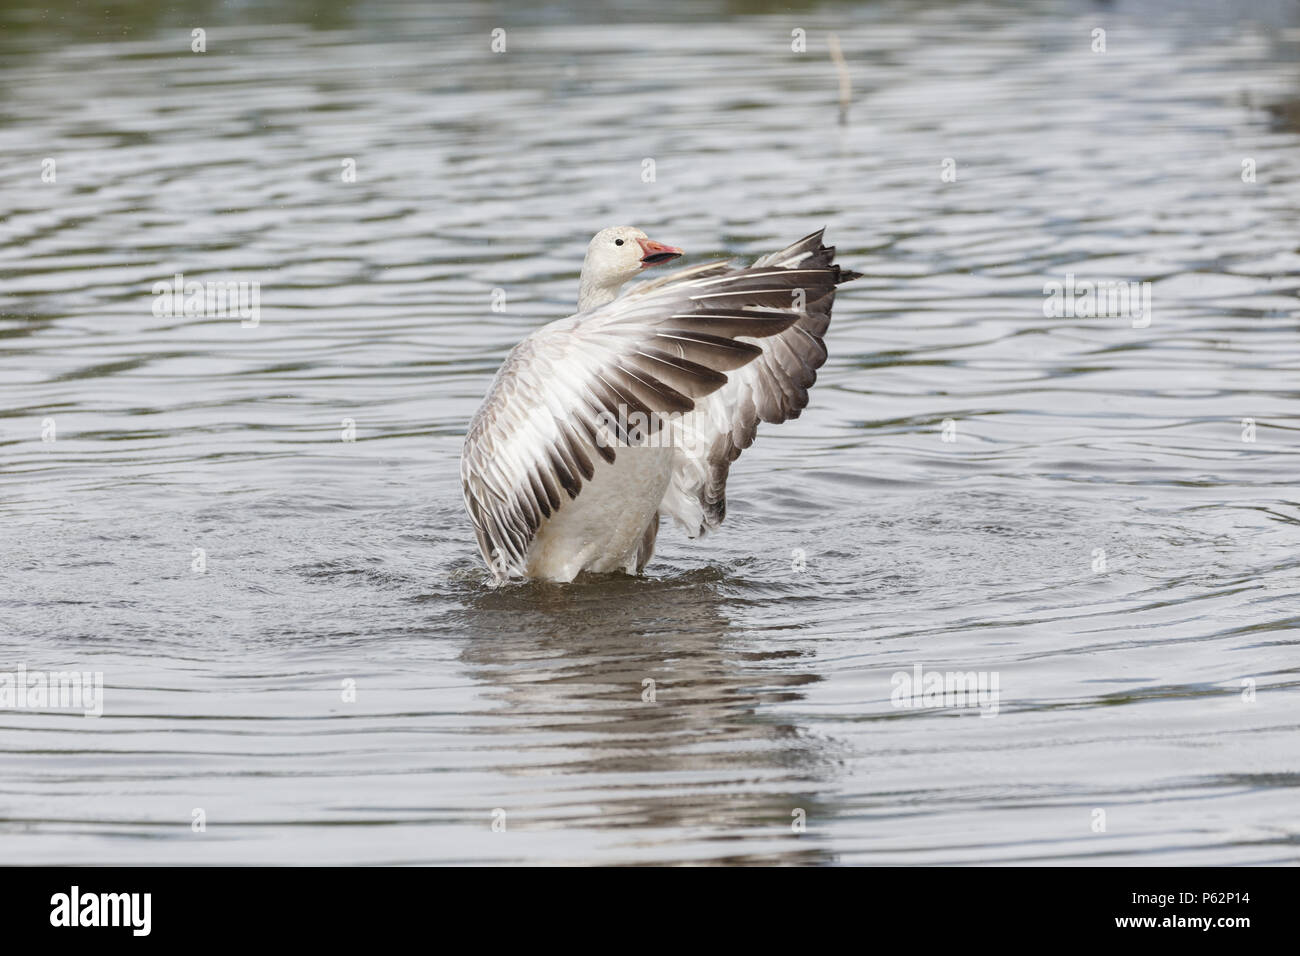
[659,229,861,536]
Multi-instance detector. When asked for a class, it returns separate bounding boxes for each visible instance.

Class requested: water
[2,0,1298,865]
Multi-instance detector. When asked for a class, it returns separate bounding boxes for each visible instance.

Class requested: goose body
[524,444,670,579]
[461,227,860,583]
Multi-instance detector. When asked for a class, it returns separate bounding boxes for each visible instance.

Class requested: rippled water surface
[2,0,1299,864]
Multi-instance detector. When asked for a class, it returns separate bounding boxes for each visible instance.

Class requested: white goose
[461,226,860,583]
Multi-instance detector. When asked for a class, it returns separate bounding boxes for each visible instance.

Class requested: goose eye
[614,239,624,246]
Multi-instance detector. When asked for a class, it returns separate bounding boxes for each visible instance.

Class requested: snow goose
[461,226,860,583]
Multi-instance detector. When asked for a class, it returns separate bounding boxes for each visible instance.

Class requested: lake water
[2,0,1298,865]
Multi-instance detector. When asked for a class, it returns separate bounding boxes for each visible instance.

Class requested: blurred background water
[1,0,1298,864]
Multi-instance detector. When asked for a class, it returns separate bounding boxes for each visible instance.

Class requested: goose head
[577,226,682,311]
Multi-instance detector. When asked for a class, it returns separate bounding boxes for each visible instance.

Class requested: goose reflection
[453,569,839,864]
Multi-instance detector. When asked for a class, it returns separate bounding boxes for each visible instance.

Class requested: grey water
[1,0,1298,864]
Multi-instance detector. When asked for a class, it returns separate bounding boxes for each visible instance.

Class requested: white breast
[523,445,673,582]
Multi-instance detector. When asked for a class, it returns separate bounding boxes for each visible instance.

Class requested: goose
[461,226,860,583]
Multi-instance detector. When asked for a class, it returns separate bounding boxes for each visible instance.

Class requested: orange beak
[636,237,683,268]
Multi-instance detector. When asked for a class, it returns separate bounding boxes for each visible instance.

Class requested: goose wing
[658,229,861,536]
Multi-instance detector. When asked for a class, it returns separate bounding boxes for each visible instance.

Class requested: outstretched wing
[461,249,846,577]
[659,229,861,536]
